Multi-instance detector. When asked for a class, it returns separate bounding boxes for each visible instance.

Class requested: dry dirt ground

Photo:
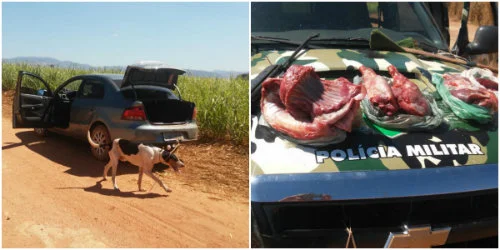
[449,19,498,69]
[2,91,249,247]
[448,3,498,68]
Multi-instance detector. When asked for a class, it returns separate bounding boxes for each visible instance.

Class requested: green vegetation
[2,63,248,144]
[179,75,248,144]
[367,2,378,14]
[2,63,122,90]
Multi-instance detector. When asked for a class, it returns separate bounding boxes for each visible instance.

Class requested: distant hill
[3,56,97,70]
[2,57,247,79]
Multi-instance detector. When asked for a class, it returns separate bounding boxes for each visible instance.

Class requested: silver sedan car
[12,63,198,160]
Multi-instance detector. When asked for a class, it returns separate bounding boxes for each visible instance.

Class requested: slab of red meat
[279,65,364,119]
[443,74,498,112]
[388,65,431,116]
[476,78,498,91]
[261,78,343,141]
[359,66,399,116]
[260,65,365,141]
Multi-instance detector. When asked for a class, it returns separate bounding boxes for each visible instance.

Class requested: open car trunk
[121,87,195,124]
[120,63,194,124]
[142,99,195,124]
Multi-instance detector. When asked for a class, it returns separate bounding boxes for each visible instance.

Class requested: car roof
[81,74,124,80]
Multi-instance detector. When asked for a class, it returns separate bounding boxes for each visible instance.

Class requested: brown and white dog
[87,131,184,193]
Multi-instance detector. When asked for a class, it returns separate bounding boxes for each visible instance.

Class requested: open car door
[12,71,54,128]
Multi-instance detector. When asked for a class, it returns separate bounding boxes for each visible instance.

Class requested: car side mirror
[465,26,498,55]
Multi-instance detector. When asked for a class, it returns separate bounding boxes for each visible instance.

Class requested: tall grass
[2,63,248,144]
[179,76,248,144]
[2,63,122,90]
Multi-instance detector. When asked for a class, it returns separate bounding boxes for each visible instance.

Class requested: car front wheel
[89,125,111,161]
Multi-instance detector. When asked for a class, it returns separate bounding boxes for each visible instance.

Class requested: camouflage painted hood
[251,49,498,177]
[251,49,464,79]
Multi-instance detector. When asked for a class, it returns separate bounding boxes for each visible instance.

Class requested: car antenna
[250,33,320,114]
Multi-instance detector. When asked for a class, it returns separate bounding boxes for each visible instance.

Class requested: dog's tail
[87,130,111,149]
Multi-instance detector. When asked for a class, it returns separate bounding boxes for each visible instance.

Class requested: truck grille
[254,190,497,247]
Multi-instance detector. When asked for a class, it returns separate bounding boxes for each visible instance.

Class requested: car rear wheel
[90,125,111,161]
[34,128,48,137]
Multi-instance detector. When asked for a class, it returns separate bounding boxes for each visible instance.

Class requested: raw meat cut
[460,67,499,92]
[261,79,343,142]
[359,66,399,116]
[388,65,431,116]
[260,65,365,142]
[476,78,498,91]
[443,74,498,112]
[280,65,365,119]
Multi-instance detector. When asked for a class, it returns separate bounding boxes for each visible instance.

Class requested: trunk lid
[121,62,185,90]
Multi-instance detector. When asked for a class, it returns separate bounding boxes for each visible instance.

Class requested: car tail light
[122,106,146,121]
[192,107,197,120]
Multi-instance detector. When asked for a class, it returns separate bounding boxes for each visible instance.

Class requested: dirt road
[2,92,249,247]
[448,18,497,69]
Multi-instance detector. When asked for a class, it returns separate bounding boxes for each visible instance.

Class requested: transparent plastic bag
[461,68,498,97]
[361,92,443,131]
[432,73,492,124]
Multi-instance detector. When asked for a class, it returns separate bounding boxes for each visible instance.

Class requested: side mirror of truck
[465,26,498,55]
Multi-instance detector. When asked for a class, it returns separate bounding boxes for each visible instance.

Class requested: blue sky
[3,2,249,72]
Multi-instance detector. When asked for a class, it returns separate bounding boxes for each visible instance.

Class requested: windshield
[251,2,448,51]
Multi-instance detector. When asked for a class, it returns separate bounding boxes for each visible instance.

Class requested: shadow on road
[3,131,168,178]
[57,180,168,199]
[2,141,26,151]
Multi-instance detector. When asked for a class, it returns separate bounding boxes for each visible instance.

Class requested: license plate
[163,132,184,141]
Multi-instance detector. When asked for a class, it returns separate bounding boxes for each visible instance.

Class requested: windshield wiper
[251,35,324,49]
[251,33,320,114]
[312,37,370,43]
[310,37,370,47]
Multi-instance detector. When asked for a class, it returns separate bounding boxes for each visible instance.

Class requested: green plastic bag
[432,73,492,124]
[361,92,443,131]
